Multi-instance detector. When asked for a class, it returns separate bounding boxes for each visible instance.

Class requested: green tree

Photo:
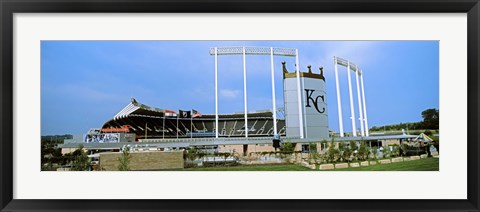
[391,144,400,157]
[337,142,350,162]
[357,141,369,161]
[41,135,68,170]
[118,146,131,171]
[186,148,198,161]
[320,140,328,153]
[307,143,318,162]
[370,146,378,160]
[325,140,339,163]
[400,143,409,156]
[308,143,317,153]
[381,146,390,159]
[349,141,359,161]
[422,108,439,129]
[70,144,90,171]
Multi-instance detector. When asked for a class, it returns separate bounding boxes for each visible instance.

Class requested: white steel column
[346,61,357,137]
[355,65,365,136]
[302,76,308,138]
[214,47,219,138]
[360,73,369,136]
[243,47,248,138]
[270,47,278,135]
[295,49,304,139]
[334,57,344,137]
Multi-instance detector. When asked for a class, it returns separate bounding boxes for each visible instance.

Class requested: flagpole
[162,115,165,140]
[176,114,179,139]
[190,110,193,138]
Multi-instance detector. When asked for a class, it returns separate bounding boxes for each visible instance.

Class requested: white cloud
[220,89,241,98]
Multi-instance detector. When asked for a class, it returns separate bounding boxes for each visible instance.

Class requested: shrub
[281,141,294,153]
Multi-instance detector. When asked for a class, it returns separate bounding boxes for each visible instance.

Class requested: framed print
[1,0,479,211]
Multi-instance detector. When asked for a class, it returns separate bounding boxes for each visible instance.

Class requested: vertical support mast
[346,61,357,137]
[212,46,300,138]
[190,112,193,138]
[270,47,278,135]
[334,57,344,137]
[243,47,248,138]
[295,49,304,139]
[214,47,219,138]
[360,73,369,136]
[355,65,365,136]
[302,76,308,138]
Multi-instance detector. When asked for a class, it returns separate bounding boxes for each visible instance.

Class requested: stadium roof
[112,98,275,120]
[113,98,167,120]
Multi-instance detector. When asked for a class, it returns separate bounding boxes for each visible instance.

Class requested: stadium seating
[102,112,285,139]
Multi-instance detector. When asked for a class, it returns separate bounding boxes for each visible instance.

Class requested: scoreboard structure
[282,62,328,140]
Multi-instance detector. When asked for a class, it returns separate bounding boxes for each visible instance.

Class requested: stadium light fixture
[333,56,369,137]
[210,46,304,139]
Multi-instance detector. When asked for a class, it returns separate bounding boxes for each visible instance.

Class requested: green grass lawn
[185,163,312,171]
[323,157,439,171]
[184,157,439,171]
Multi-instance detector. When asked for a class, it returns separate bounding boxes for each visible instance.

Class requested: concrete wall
[218,144,276,155]
[220,142,329,155]
[99,151,184,171]
[284,77,303,138]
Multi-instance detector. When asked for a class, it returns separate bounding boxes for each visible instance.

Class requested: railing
[138,136,301,143]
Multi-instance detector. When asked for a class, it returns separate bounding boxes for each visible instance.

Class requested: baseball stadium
[57,46,435,171]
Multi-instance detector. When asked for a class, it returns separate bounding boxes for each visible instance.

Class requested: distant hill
[370,122,423,132]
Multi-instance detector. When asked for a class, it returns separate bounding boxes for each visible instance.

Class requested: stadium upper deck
[101,98,286,140]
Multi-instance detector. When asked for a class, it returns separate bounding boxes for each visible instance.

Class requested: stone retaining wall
[319,164,334,170]
[391,157,403,163]
[99,151,184,171]
[350,162,360,168]
[316,156,437,170]
[360,161,369,166]
[335,163,349,169]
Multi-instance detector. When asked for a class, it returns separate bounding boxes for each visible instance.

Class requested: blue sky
[41,41,439,135]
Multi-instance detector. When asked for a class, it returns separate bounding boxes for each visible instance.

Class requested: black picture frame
[1,0,479,211]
